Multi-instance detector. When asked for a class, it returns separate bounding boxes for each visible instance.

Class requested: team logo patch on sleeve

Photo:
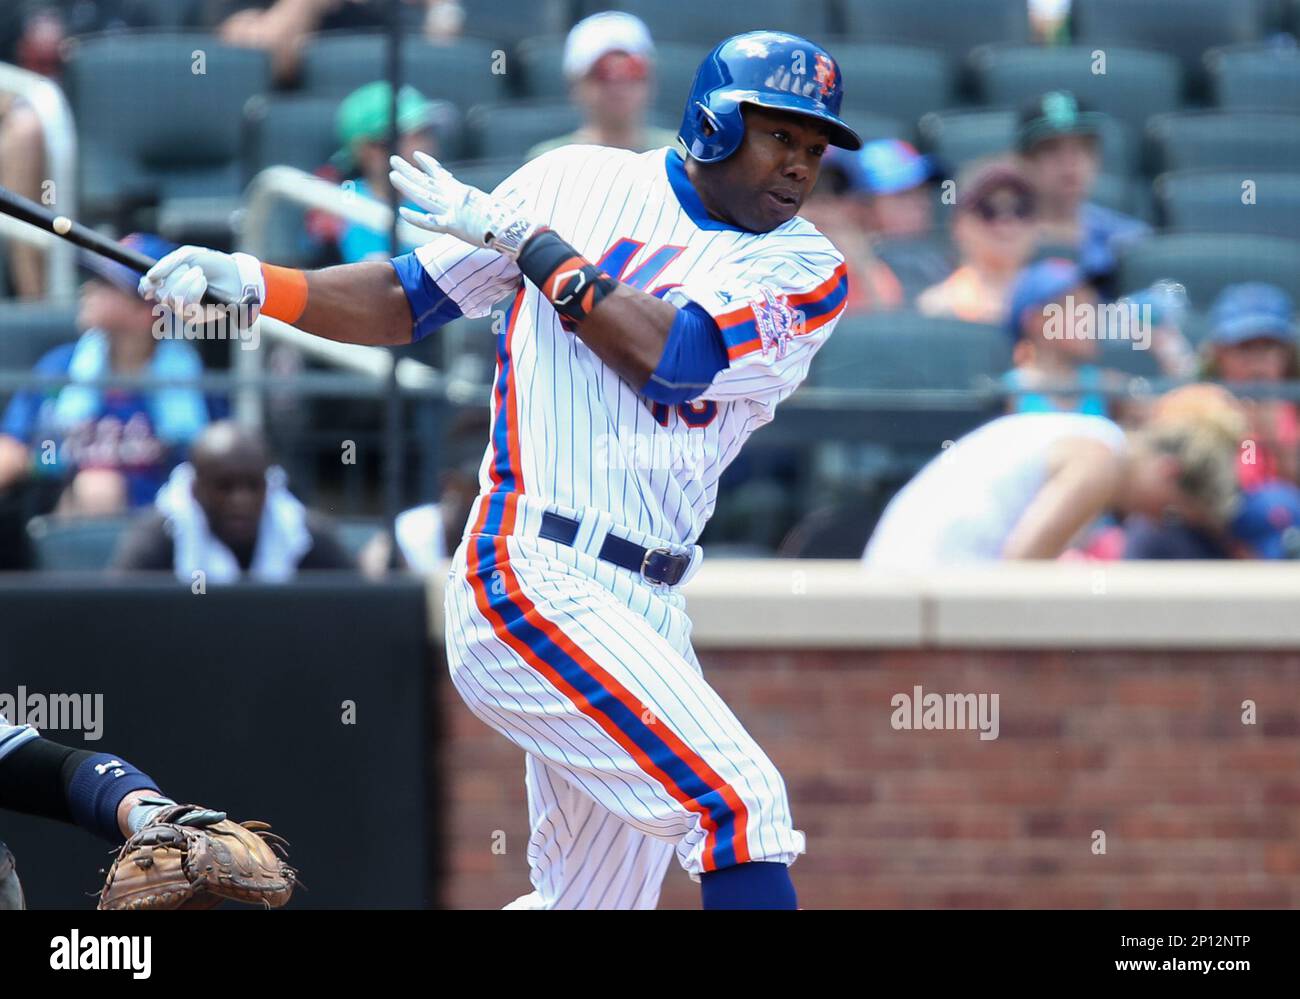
[750,287,800,360]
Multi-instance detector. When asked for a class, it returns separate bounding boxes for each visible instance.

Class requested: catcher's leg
[504,753,674,910]
[445,534,804,908]
[0,840,24,910]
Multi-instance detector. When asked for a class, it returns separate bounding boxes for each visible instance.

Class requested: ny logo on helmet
[814,54,837,97]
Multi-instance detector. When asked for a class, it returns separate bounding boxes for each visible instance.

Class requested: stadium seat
[1155,170,1300,238]
[335,517,383,561]
[839,0,1031,61]
[26,515,134,572]
[242,96,344,177]
[1206,43,1300,113]
[1146,111,1300,174]
[970,44,1181,150]
[1095,332,1163,378]
[1089,173,1152,223]
[62,33,272,216]
[810,312,1010,391]
[579,0,832,47]
[0,302,78,372]
[1071,0,1265,97]
[777,500,879,559]
[805,313,1009,463]
[838,110,909,145]
[832,44,957,136]
[439,158,524,197]
[1115,233,1300,309]
[460,0,572,47]
[918,108,1131,176]
[235,96,344,267]
[514,36,571,101]
[464,102,584,160]
[242,94,465,177]
[298,34,508,114]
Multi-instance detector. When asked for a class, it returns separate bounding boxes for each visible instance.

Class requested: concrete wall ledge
[429,561,1300,650]
[680,561,1300,649]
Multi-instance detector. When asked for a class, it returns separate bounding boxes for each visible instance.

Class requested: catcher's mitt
[98,802,296,911]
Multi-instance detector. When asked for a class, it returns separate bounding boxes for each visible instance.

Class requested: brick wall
[439,646,1300,909]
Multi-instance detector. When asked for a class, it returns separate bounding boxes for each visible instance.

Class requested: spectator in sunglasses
[917,158,1038,325]
[1017,91,1148,295]
[527,12,678,160]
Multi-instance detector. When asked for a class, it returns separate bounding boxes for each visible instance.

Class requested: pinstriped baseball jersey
[412,143,848,546]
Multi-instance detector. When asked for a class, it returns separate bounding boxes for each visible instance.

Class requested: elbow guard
[642,303,728,404]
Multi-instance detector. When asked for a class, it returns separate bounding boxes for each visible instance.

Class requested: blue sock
[700,861,798,910]
[66,754,161,842]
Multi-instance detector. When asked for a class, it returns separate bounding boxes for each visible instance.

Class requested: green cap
[1017,90,1105,153]
[332,82,437,171]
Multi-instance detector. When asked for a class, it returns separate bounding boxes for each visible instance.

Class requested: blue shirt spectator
[0,233,209,514]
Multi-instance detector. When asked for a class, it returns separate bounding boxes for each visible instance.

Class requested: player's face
[694,106,830,232]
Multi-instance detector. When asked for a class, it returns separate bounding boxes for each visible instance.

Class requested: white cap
[562,11,655,80]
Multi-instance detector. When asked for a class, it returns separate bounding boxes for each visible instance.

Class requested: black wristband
[516,229,616,325]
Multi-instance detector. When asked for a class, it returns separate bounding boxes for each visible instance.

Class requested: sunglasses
[590,52,650,83]
[971,197,1035,223]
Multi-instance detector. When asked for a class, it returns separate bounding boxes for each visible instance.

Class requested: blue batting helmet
[679,31,862,163]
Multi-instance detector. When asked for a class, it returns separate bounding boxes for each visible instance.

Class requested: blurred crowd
[1,0,1299,575]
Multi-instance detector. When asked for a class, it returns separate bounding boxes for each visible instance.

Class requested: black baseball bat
[0,183,240,307]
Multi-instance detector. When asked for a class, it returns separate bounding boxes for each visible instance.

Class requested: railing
[0,61,78,300]
[235,165,458,424]
[0,161,459,425]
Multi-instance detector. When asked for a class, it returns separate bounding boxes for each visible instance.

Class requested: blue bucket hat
[1208,283,1297,346]
[1006,258,1087,339]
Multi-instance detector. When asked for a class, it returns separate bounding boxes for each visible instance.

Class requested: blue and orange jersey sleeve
[662,239,849,408]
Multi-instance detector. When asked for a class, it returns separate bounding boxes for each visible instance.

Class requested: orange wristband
[261,264,308,324]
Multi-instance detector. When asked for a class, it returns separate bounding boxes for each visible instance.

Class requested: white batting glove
[389,151,539,260]
[139,246,266,320]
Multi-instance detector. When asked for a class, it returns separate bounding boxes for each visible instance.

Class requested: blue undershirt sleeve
[641,302,729,404]
[389,251,465,342]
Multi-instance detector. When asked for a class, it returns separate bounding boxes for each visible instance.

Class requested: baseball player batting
[142,31,859,909]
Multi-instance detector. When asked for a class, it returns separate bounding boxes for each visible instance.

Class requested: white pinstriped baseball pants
[443,492,804,910]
